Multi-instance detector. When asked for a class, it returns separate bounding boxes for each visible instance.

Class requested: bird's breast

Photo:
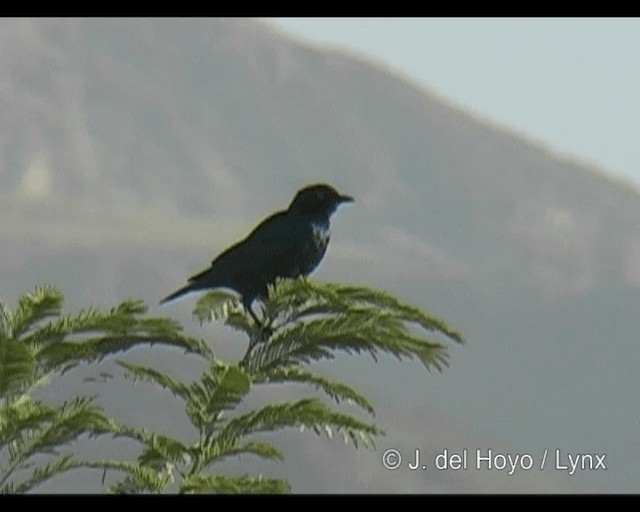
[294,220,331,276]
[311,221,331,250]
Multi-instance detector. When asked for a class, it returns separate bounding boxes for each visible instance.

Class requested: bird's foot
[247,305,274,341]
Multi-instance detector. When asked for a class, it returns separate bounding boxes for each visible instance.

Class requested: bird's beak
[339,194,354,204]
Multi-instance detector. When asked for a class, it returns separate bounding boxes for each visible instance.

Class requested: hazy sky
[267,18,640,188]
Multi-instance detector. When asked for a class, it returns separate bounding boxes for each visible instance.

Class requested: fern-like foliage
[100,278,462,494]
[103,359,379,493]
[236,279,463,374]
[193,279,463,374]
[180,474,290,494]
[84,460,175,494]
[0,394,117,494]
[193,291,253,335]
[252,367,375,416]
[0,286,212,494]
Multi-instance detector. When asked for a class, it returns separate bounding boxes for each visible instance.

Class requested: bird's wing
[187,210,301,286]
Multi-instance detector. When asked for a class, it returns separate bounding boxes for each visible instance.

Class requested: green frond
[6,286,64,340]
[20,303,113,347]
[263,277,345,321]
[193,291,242,325]
[92,461,172,494]
[30,318,212,373]
[217,398,380,449]
[107,424,151,447]
[7,293,212,365]
[90,425,188,488]
[1,396,121,493]
[197,437,284,470]
[0,299,11,340]
[9,454,84,494]
[330,284,465,343]
[243,311,450,373]
[1,278,462,493]
[186,362,251,434]
[0,339,36,397]
[233,441,283,461]
[254,367,375,416]
[117,361,190,401]
[221,312,255,336]
[137,433,191,468]
[202,362,252,416]
[193,292,255,336]
[6,397,116,466]
[261,279,465,344]
[0,396,56,446]
[180,473,289,494]
[390,330,453,371]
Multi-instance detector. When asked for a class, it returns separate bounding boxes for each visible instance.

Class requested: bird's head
[289,183,354,217]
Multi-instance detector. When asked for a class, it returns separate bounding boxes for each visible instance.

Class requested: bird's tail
[159,283,204,306]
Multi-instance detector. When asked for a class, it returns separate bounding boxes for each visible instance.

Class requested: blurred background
[1,17,639,493]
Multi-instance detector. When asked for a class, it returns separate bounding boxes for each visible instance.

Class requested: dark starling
[160,183,353,325]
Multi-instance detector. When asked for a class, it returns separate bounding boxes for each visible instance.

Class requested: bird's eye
[317,191,325,201]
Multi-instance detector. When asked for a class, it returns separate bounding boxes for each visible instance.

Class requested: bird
[160,183,354,327]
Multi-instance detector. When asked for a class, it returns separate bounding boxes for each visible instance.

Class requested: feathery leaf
[217,398,379,448]
[0,340,35,396]
[181,473,289,494]
[10,454,84,494]
[254,367,375,416]
[117,361,190,400]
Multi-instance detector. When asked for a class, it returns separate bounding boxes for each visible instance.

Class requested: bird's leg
[244,300,273,345]
[247,305,263,329]
[245,312,273,359]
